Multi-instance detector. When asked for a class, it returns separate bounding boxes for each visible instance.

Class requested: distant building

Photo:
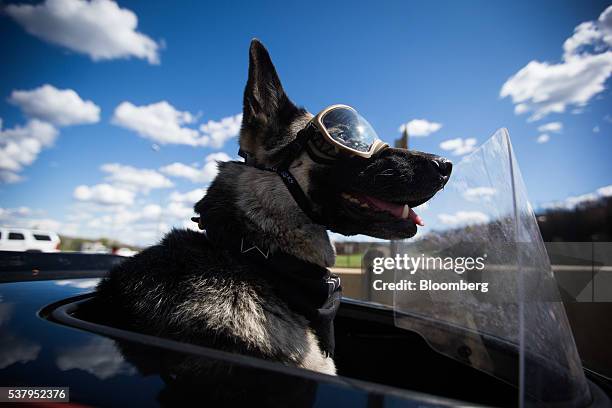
[396,127,409,149]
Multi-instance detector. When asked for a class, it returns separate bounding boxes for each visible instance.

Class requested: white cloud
[100,163,173,192]
[438,211,490,226]
[500,6,612,122]
[8,85,100,126]
[65,184,207,246]
[169,188,207,204]
[206,152,232,162]
[165,201,194,219]
[56,338,134,380]
[593,125,600,133]
[160,152,231,183]
[563,21,602,59]
[598,185,612,197]
[0,119,58,183]
[55,279,100,289]
[0,207,32,218]
[85,204,161,229]
[537,122,563,133]
[565,193,599,207]
[439,137,477,156]
[26,218,63,231]
[398,119,442,137]
[328,231,386,243]
[501,54,612,122]
[0,333,41,370]
[73,183,135,205]
[200,152,232,180]
[182,219,202,232]
[159,162,202,181]
[6,0,161,64]
[463,187,497,202]
[70,199,184,245]
[112,101,241,148]
[199,114,243,148]
[1,85,100,183]
[541,184,612,209]
[112,101,200,145]
[41,185,205,246]
[0,207,63,232]
[514,103,529,114]
[163,188,206,219]
[0,171,22,183]
[536,134,550,144]
[142,204,162,219]
[563,6,612,59]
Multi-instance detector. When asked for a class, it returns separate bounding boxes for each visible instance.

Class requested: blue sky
[1,0,611,245]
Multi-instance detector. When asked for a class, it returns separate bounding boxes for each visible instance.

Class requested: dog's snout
[431,158,452,183]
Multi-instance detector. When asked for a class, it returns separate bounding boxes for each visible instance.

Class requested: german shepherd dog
[96,39,451,376]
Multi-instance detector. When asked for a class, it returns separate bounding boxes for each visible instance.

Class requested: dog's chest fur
[97,163,337,375]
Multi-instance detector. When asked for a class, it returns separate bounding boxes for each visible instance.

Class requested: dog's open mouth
[341,192,425,226]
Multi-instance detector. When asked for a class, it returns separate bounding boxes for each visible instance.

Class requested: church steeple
[396,125,409,149]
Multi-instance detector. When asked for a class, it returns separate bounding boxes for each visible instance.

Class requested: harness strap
[238,128,323,224]
[276,168,321,223]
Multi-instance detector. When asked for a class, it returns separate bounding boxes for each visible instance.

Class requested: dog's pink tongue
[408,208,424,226]
[362,195,424,226]
[365,196,405,218]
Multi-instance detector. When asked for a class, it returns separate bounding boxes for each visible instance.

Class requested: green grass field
[334,253,363,268]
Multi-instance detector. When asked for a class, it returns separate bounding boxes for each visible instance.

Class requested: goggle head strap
[237,115,387,225]
[305,125,341,165]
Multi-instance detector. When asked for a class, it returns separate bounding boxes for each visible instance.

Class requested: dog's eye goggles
[305,105,388,162]
[237,104,388,224]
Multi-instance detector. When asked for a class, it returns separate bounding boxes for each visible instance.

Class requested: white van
[0,228,61,252]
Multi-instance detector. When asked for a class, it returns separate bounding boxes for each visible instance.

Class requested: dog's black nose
[432,158,452,183]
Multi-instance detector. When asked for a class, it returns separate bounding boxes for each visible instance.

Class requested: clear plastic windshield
[392,129,591,406]
[321,107,379,153]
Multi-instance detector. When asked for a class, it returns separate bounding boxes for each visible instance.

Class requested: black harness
[193,124,344,356]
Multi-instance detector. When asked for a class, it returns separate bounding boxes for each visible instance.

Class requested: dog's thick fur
[96,39,451,376]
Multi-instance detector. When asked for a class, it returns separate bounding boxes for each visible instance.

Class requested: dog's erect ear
[243,39,289,122]
[241,39,301,160]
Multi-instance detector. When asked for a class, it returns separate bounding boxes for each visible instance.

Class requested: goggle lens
[320,107,379,153]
